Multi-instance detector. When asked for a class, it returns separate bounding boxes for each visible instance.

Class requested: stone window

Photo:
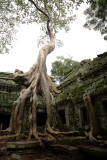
[102,101,107,121]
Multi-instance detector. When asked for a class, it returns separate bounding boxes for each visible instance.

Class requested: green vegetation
[1,1,106,54]
[0,0,81,54]
[84,0,107,40]
[51,56,79,83]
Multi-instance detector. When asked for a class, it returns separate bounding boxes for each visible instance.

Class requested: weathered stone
[7,141,41,149]
[50,144,80,156]
[67,146,80,156]
[11,153,21,160]
[56,136,89,146]
[0,72,22,115]
[56,52,107,136]
[50,144,70,154]
[77,145,107,158]
[0,147,7,155]
[42,138,55,146]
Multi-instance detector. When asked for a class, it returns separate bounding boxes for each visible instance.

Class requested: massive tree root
[7,29,61,141]
[83,93,99,143]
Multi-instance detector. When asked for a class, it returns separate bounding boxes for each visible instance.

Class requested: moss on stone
[0,72,23,114]
[56,52,107,105]
[56,89,69,106]
[37,95,45,108]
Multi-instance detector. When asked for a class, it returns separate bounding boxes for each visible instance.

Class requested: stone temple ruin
[0,52,107,160]
[56,52,107,136]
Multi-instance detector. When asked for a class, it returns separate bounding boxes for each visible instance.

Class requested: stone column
[65,105,70,127]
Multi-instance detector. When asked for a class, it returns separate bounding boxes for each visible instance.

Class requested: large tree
[51,56,79,83]
[84,0,107,40]
[3,0,80,141]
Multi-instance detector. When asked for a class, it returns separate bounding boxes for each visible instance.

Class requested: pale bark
[7,23,61,140]
[83,93,99,143]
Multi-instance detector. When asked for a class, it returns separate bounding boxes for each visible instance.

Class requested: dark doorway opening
[58,109,66,125]
[103,101,107,109]
[37,112,46,126]
[81,108,89,125]
[0,115,10,130]
[103,101,107,121]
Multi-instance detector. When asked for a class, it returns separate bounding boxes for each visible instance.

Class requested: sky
[0,3,107,75]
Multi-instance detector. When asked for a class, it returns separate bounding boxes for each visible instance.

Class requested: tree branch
[28,0,49,19]
[44,1,51,35]
[28,0,51,36]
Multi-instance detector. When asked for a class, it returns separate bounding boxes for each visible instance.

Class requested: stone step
[77,145,107,158]
[56,136,89,146]
[50,144,80,156]
[7,141,41,150]
[11,153,21,160]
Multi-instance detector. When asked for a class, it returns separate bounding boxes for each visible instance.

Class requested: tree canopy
[51,56,79,83]
[0,0,83,54]
[84,0,107,40]
[1,0,106,54]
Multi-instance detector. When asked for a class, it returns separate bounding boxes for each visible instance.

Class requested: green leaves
[0,0,28,54]
[51,56,79,83]
[49,0,76,31]
[16,0,23,6]
[84,0,107,40]
[0,0,81,54]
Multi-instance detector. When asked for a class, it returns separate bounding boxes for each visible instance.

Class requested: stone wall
[0,72,23,130]
[0,72,23,114]
[56,52,107,136]
[0,72,45,131]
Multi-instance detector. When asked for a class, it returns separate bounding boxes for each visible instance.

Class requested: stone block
[89,146,107,158]
[67,146,80,156]
[0,147,7,155]
[11,153,21,160]
[50,144,80,157]
[7,141,40,150]
[56,136,88,146]
[77,145,107,158]
[50,144,69,154]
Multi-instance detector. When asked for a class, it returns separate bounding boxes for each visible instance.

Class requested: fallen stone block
[11,153,21,160]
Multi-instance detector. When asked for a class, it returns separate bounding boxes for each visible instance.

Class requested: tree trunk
[83,93,99,142]
[8,29,60,140]
[6,0,79,141]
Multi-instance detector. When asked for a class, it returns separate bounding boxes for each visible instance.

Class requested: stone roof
[56,52,107,105]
